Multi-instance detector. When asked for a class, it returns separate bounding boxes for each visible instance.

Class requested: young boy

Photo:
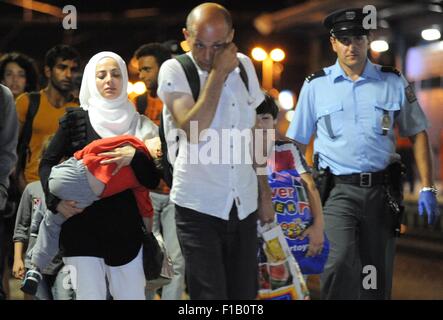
[21,135,161,295]
[256,94,327,275]
[13,137,75,299]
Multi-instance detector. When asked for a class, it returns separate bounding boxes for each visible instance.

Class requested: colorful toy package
[268,169,329,275]
[257,224,309,300]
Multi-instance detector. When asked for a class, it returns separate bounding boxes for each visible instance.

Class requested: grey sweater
[13,181,62,274]
[0,84,19,210]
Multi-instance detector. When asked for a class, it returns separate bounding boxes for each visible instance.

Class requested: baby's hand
[145,137,162,159]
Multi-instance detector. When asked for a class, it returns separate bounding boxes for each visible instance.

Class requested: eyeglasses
[333,35,367,46]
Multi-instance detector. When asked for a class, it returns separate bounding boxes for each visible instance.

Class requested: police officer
[286,7,440,300]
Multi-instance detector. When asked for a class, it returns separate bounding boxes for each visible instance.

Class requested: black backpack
[158,54,249,188]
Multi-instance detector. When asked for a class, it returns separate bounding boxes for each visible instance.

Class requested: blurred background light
[133,81,146,95]
[251,47,268,61]
[370,40,389,52]
[278,90,294,110]
[127,81,134,94]
[285,110,295,122]
[270,48,285,62]
[421,28,441,41]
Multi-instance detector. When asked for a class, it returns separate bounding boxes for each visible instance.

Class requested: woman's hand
[56,200,84,219]
[12,258,25,280]
[98,144,136,175]
[299,223,324,257]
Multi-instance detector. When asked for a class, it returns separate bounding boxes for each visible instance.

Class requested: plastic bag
[268,169,329,274]
[257,223,310,300]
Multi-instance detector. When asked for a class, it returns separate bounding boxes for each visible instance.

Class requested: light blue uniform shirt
[286,59,429,175]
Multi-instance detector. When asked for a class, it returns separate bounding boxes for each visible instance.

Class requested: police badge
[345,11,356,20]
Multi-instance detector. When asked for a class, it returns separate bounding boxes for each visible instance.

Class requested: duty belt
[333,171,388,188]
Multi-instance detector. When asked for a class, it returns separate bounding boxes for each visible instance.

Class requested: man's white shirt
[157,52,264,220]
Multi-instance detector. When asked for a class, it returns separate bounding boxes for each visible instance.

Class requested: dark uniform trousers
[320,183,396,300]
[175,204,258,300]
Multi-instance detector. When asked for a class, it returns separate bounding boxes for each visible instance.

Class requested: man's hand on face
[212,42,239,76]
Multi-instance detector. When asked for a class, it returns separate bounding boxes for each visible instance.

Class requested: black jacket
[39,108,160,266]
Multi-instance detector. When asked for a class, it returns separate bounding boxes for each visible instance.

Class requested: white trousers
[63,247,145,300]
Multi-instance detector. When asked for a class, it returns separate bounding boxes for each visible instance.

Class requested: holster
[313,154,335,206]
[385,162,406,237]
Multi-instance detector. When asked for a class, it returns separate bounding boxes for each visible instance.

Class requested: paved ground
[6,188,443,300]
[7,242,442,300]
[306,233,443,300]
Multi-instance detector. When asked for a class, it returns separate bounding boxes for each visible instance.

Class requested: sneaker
[21,268,42,295]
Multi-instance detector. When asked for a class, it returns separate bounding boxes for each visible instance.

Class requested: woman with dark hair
[0,52,39,98]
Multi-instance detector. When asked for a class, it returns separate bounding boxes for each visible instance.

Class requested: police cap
[323,8,370,37]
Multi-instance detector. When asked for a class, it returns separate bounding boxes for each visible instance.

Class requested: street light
[278,90,294,110]
[270,49,285,62]
[421,28,441,41]
[251,47,267,61]
[251,47,285,90]
[127,81,146,101]
[133,81,147,95]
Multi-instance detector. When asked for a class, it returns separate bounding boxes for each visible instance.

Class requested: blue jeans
[145,192,185,300]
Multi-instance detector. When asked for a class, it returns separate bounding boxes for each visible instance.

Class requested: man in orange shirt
[15,45,80,192]
[134,43,185,300]
[2,45,79,299]
[134,43,171,125]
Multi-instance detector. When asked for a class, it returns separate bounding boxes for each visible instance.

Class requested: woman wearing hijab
[37,51,160,299]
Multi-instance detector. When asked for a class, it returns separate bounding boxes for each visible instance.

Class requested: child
[13,137,75,299]
[21,135,160,295]
[256,94,327,275]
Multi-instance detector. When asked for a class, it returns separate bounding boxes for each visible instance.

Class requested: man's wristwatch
[420,186,438,195]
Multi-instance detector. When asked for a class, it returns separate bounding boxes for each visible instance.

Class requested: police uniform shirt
[157,52,264,220]
[286,59,429,175]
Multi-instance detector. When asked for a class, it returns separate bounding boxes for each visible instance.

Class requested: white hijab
[79,51,139,138]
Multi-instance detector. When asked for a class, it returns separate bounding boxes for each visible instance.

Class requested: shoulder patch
[405,85,417,103]
[305,70,326,83]
[380,66,401,77]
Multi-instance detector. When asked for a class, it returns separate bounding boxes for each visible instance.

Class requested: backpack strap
[158,111,174,188]
[16,92,40,171]
[238,62,249,93]
[175,54,250,99]
[136,94,148,115]
[175,54,200,102]
[60,107,88,151]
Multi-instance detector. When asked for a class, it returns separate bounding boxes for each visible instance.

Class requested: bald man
[157,3,274,299]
